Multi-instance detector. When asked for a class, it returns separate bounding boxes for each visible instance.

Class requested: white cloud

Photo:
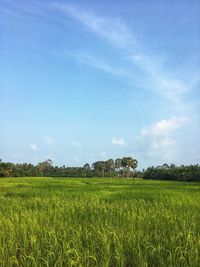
[112,137,125,146]
[44,136,54,144]
[137,117,188,162]
[29,144,38,151]
[72,140,81,147]
[141,117,188,137]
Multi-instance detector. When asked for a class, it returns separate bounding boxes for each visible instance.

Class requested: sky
[0,0,200,169]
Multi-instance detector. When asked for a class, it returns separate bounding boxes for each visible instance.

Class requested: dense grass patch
[0,178,199,266]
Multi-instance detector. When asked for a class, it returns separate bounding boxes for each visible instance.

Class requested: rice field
[0,177,199,267]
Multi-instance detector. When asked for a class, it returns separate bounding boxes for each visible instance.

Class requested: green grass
[0,178,199,267]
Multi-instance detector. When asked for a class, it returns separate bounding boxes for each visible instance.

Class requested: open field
[0,178,199,267]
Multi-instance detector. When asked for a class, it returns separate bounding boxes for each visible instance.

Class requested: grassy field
[0,178,199,267]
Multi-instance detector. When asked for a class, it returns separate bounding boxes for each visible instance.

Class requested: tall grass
[0,178,199,266]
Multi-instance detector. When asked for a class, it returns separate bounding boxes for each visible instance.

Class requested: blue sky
[0,0,199,169]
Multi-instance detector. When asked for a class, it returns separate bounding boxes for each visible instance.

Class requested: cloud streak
[50,3,199,102]
[50,3,136,49]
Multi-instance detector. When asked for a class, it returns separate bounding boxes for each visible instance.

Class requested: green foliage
[0,160,94,178]
[144,164,200,182]
[92,161,106,177]
[0,157,138,178]
[0,178,199,266]
[1,159,200,181]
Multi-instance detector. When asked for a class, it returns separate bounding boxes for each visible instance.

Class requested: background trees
[92,157,138,178]
[106,159,115,177]
[143,164,200,182]
[0,157,138,178]
[92,161,106,177]
[36,159,53,176]
[0,158,199,181]
[121,157,138,177]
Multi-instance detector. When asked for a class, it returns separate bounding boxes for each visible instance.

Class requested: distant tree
[92,161,106,177]
[36,159,53,176]
[134,170,144,178]
[106,159,115,177]
[0,161,13,177]
[163,163,169,169]
[121,157,138,177]
[83,163,91,172]
[115,158,122,177]
[143,164,200,182]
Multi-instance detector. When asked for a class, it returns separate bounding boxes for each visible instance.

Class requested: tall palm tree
[106,159,115,177]
[115,158,122,177]
[92,161,106,177]
[121,157,138,177]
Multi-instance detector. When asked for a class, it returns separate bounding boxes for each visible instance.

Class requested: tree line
[143,164,200,182]
[0,157,138,178]
[0,159,199,182]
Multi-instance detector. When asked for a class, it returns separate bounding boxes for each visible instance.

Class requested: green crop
[0,178,199,266]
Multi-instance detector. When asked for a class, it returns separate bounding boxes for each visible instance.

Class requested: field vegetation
[0,177,199,266]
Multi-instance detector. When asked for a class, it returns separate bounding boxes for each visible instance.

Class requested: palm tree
[115,158,122,177]
[83,163,91,172]
[106,159,115,177]
[121,157,138,177]
[99,162,106,177]
[92,161,106,177]
[115,158,122,170]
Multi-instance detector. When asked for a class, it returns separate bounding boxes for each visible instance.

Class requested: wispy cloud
[112,137,125,146]
[29,144,38,151]
[3,2,199,102]
[66,51,128,77]
[49,3,199,102]
[50,3,135,49]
